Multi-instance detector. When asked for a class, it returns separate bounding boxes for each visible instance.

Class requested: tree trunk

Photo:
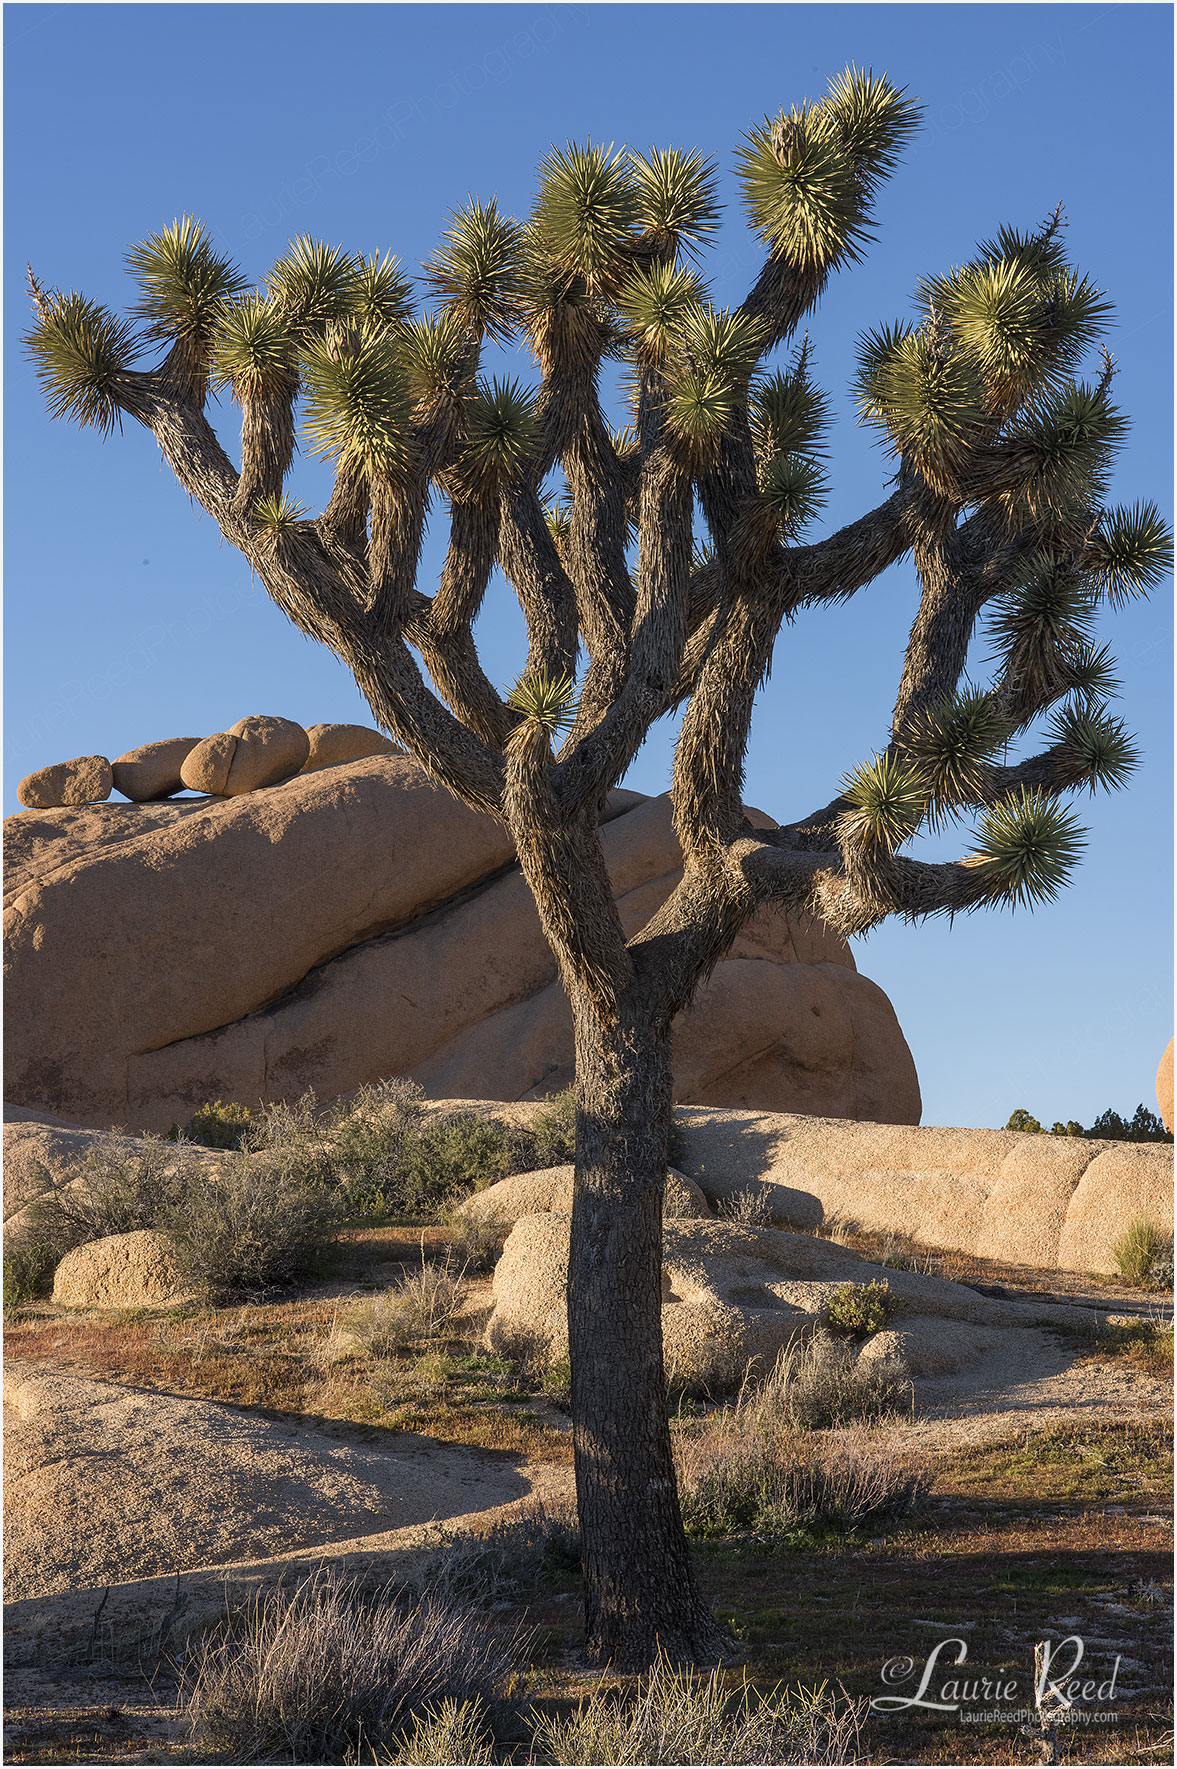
[567,994,730,1668]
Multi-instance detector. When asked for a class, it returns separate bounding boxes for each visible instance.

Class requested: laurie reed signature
[871,1636,1122,1715]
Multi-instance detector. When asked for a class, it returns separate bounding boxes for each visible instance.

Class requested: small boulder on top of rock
[301,723,399,773]
[180,717,309,797]
[17,755,113,810]
[51,1229,191,1310]
[112,737,201,802]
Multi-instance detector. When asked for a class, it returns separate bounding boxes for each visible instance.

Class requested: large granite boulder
[485,1214,1090,1388]
[1157,1039,1173,1134]
[17,755,112,810]
[51,1229,190,1311]
[4,755,920,1133]
[671,1107,1174,1277]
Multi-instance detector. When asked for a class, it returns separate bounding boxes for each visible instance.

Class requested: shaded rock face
[4,756,921,1134]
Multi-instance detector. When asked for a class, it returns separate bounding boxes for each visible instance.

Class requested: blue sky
[5,2,1172,1129]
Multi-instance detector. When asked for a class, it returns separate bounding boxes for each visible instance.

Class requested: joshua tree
[26,67,1170,1665]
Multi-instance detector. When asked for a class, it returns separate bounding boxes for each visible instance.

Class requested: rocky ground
[3,1204,1172,1767]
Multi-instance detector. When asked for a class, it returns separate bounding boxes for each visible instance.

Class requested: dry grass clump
[183,1568,516,1764]
[446,1209,509,1275]
[385,1696,495,1764]
[325,1258,466,1362]
[528,1649,868,1765]
[1113,1217,1175,1290]
[751,1329,911,1431]
[676,1418,927,1540]
[419,1502,581,1605]
[717,1185,774,1227]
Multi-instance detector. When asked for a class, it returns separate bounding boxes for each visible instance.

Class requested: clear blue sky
[5,3,1172,1130]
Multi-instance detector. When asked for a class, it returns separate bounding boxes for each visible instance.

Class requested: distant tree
[25,67,1170,1665]
[1087,1105,1173,1144]
[1006,1108,1045,1134]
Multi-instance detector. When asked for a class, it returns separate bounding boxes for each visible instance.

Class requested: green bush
[824,1279,892,1339]
[523,1085,577,1166]
[1113,1218,1175,1289]
[3,1231,59,1307]
[166,1099,254,1150]
[163,1146,341,1301]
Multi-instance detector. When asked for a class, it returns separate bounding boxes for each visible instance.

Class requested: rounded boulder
[1157,1038,1173,1134]
[17,756,112,810]
[51,1229,190,1310]
[112,737,201,802]
[301,723,399,773]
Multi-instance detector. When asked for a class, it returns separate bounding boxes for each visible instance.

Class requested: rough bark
[568,993,731,1668]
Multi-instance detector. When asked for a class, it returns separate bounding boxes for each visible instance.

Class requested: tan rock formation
[4,756,919,1133]
[111,737,201,801]
[671,1107,1174,1277]
[17,755,112,810]
[458,1164,710,1229]
[51,1229,189,1310]
[485,1214,1088,1388]
[1157,1038,1173,1134]
[301,723,400,772]
[179,716,309,796]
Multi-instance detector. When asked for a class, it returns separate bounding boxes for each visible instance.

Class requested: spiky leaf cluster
[992,379,1125,525]
[400,311,470,413]
[300,329,411,477]
[736,104,867,271]
[615,261,706,365]
[252,491,309,539]
[853,320,984,496]
[897,691,1011,827]
[267,237,360,332]
[966,790,1085,907]
[544,498,572,551]
[424,199,523,343]
[988,554,1097,713]
[460,378,538,486]
[1046,704,1139,794]
[628,146,720,261]
[838,752,927,854]
[750,357,830,466]
[1088,501,1172,605]
[126,217,247,348]
[211,296,298,400]
[349,252,414,330]
[750,451,827,540]
[532,142,638,296]
[25,292,139,434]
[506,669,578,734]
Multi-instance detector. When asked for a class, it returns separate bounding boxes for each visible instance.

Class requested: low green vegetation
[823,1279,893,1339]
[1113,1217,1175,1289]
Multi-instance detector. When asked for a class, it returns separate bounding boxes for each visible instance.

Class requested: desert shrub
[386,1697,495,1765]
[446,1210,509,1276]
[1114,1218,1175,1289]
[676,1422,929,1541]
[420,1503,581,1605]
[330,1259,466,1360]
[3,1230,59,1307]
[523,1086,577,1166]
[824,1279,893,1339]
[718,1185,773,1227]
[528,1648,867,1766]
[244,1090,326,1153]
[162,1146,341,1301]
[743,1331,910,1432]
[183,1569,515,1764]
[329,1083,526,1221]
[166,1099,253,1150]
[16,1139,195,1269]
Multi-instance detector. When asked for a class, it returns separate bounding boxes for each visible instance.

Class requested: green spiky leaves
[664,368,735,459]
[751,452,827,540]
[544,499,572,551]
[126,217,247,348]
[1088,501,1172,605]
[628,146,720,261]
[989,554,1097,714]
[853,319,984,496]
[615,261,706,365]
[896,691,1011,828]
[400,311,470,413]
[965,790,1086,908]
[532,142,638,296]
[268,237,361,331]
[506,669,578,734]
[25,290,140,434]
[300,328,411,478]
[424,199,523,343]
[211,295,298,400]
[252,492,309,540]
[736,68,917,274]
[750,354,831,464]
[461,378,538,486]
[1046,704,1139,794]
[350,252,414,330]
[993,378,1126,524]
[839,752,928,854]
